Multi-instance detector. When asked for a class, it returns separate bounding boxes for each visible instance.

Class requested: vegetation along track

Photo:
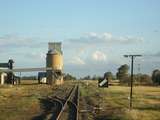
[33,84,79,120]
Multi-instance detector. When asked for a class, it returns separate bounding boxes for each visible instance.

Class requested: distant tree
[134,74,152,85]
[64,73,76,80]
[152,69,159,82]
[82,75,91,80]
[104,72,113,80]
[116,64,129,83]
[140,74,152,84]
[152,69,160,85]
[92,75,100,80]
[112,75,117,80]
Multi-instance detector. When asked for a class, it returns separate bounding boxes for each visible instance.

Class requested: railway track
[34,84,79,120]
[56,85,79,120]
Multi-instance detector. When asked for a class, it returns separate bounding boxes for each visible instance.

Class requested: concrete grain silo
[46,42,63,85]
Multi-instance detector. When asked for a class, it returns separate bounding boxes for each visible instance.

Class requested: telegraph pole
[124,54,142,110]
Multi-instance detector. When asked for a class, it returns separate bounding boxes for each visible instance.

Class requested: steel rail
[56,85,76,120]
[56,85,79,120]
[76,85,79,120]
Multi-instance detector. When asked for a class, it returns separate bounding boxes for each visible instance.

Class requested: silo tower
[46,42,63,85]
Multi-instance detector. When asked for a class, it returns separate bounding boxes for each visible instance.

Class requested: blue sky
[0,0,160,77]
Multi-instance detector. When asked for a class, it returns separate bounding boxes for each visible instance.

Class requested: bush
[152,69,160,85]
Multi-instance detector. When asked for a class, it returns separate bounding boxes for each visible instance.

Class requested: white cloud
[0,34,46,49]
[0,34,32,47]
[68,32,143,45]
[70,57,85,65]
[0,33,147,77]
[92,51,106,61]
[40,53,46,60]
[103,32,112,39]
[86,32,98,37]
[25,52,46,61]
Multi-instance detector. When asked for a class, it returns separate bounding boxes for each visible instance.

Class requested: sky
[0,0,160,77]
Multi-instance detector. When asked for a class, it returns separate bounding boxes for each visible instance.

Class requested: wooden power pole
[124,54,142,110]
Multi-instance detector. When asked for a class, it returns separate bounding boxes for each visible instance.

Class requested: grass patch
[0,80,54,120]
[79,80,160,120]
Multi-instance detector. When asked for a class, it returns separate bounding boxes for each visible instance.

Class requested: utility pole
[124,54,142,110]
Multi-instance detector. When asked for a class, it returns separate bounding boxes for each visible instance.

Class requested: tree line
[77,64,160,86]
[116,64,160,85]
[20,65,160,86]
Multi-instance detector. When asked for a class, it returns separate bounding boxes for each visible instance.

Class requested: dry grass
[0,80,54,120]
[0,80,159,120]
[79,80,160,120]
[0,80,75,120]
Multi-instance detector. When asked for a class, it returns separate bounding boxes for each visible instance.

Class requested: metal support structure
[124,54,142,110]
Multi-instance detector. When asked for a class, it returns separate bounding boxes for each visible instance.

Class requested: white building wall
[0,73,7,85]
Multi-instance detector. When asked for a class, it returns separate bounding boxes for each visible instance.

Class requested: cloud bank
[67,32,143,45]
[1,32,158,77]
